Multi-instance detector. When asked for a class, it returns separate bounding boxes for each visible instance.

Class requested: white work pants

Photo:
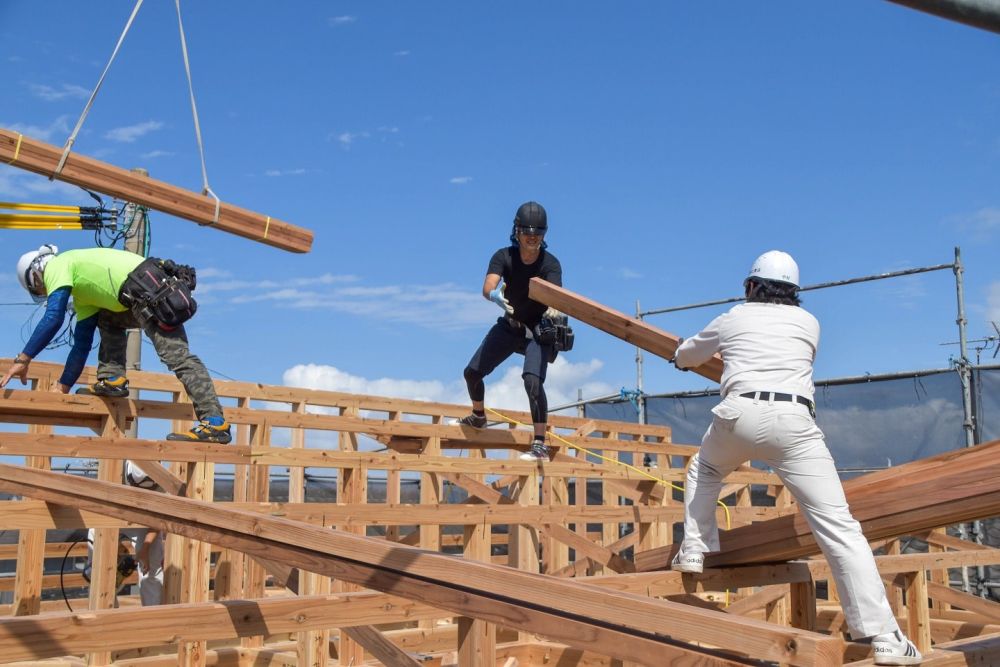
[681,394,899,639]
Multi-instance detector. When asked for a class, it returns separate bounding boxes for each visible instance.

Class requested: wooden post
[12,374,52,616]
[458,449,496,667]
[905,569,931,655]
[338,406,366,667]
[215,395,251,601]
[86,403,127,665]
[789,580,816,632]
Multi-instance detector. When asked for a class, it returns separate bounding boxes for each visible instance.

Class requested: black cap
[514,201,547,232]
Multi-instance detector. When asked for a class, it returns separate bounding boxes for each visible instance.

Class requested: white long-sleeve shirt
[674,302,819,400]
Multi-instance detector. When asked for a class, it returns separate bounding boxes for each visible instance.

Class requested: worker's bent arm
[21,287,72,358]
[675,313,725,369]
[482,273,502,299]
[59,314,98,388]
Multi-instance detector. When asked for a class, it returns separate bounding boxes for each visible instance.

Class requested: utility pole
[123,167,148,438]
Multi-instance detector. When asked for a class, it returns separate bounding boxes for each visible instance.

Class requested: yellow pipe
[0,213,85,224]
[0,201,82,213]
[0,221,85,230]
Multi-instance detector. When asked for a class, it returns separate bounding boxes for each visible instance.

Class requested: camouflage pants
[96,309,223,421]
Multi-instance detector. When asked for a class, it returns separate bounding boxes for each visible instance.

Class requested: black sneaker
[452,413,487,428]
[166,420,232,444]
[519,441,549,461]
[76,377,130,398]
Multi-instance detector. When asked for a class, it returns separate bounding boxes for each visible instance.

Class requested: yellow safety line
[263,216,271,239]
[0,222,85,230]
[5,133,23,165]
[487,406,734,604]
[0,213,84,224]
[0,201,82,213]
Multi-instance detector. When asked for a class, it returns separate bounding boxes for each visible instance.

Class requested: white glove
[543,307,562,320]
[489,283,514,315]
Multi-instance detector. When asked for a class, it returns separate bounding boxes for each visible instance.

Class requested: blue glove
[489,283,514,315]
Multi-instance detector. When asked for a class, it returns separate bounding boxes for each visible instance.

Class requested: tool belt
[118,257,198,330]
[740,391,815,417]
[533,314,575,354]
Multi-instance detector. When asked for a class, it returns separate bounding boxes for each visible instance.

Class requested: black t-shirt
[487,246,562,328]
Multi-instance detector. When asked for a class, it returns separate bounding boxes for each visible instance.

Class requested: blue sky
[1,1,999,419]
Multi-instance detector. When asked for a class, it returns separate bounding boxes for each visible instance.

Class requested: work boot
[872,630,922,665]
[452,412,487,428]
[166,419,232,444]
[519,439,550,462]
[76,376,129,398]
[670,550,705,574]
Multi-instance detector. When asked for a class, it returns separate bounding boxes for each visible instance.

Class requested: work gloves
[489,283,514,315]
[542,307,562,320]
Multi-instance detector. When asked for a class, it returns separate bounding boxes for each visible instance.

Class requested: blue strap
[619,387,642,414]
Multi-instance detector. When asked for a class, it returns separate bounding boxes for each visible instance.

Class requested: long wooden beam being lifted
[528,277,724,382]
[0,129,312,253]
[0,464,844,666]
[635,438,1000,571]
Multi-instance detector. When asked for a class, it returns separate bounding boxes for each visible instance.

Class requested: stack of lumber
[635,438,1000,571]
[0,128,312,253]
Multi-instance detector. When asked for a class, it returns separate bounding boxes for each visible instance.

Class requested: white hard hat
[746,250,799,289]
[16,244,58,303]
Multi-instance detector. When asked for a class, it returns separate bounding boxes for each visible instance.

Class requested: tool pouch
[118,257,198,330]
[533,315,575,361]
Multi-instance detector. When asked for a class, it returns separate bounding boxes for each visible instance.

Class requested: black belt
[740,391,814,411]
[504,314,525,329]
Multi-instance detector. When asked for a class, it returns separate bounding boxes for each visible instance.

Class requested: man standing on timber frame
[1,244,231,443]
[455,201,564,462]
[671,250,921,666]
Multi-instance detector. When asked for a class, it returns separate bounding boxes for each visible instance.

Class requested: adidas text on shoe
[76,377,129,398]
[670,551,705,574]
[519,441,549,462]
[452,413,487,428]
[872,630,922,665]
[166,420,232,444]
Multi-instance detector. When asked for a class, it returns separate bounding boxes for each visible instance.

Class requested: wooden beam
[528,278,723,382]
[0,464,844,667]
[342,626,422,667]
[635,439,1000,571]
[0,128,312,253]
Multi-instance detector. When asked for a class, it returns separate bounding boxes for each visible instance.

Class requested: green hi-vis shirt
[43,248,144,321]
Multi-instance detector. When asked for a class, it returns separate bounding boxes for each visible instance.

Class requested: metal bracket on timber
[635,437,1000,572]
[0,128,313,253]
[528,278,723,382]
[0,463,845,667]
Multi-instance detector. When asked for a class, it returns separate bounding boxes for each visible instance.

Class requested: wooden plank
[0,464,844,667]
[342,626,422,667]
[0,592,439,662]
[528,278,723,382]
[636,439,1000,571]
[0,128,312,253]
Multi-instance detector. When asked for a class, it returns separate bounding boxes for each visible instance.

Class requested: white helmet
[16,244,58,303]
[746,250,799,289]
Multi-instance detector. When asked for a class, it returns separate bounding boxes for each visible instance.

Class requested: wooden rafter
[0,129,313,253]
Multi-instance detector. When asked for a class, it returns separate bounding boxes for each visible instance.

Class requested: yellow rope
[0,201,82,213]
[5,133,23,165]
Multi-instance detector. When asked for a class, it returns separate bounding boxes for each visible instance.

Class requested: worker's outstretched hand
[489,283,514,315]
[0,359,29,389]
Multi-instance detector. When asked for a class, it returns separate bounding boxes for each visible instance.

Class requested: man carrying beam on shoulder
[1,244,231,443]
[671,250,921,665]
[454,202,571,462]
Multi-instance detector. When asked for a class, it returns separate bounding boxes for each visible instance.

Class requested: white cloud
[619,267,642,279]
[450,176,473,185]
[264,168,307,177]
[950,207,1000,236]
[329,15,356,26]
[332,131,369,148]
[3,115,70,142]
[393,50,411,57]
[140,149,174,159]
[28,83,89,101]
[196,273,359,297]
[0,168,80,200]
[377,126,399,134]
[283,356,614,415]
[104,120,163,143]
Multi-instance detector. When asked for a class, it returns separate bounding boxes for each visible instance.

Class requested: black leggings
[463,318,553,424]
